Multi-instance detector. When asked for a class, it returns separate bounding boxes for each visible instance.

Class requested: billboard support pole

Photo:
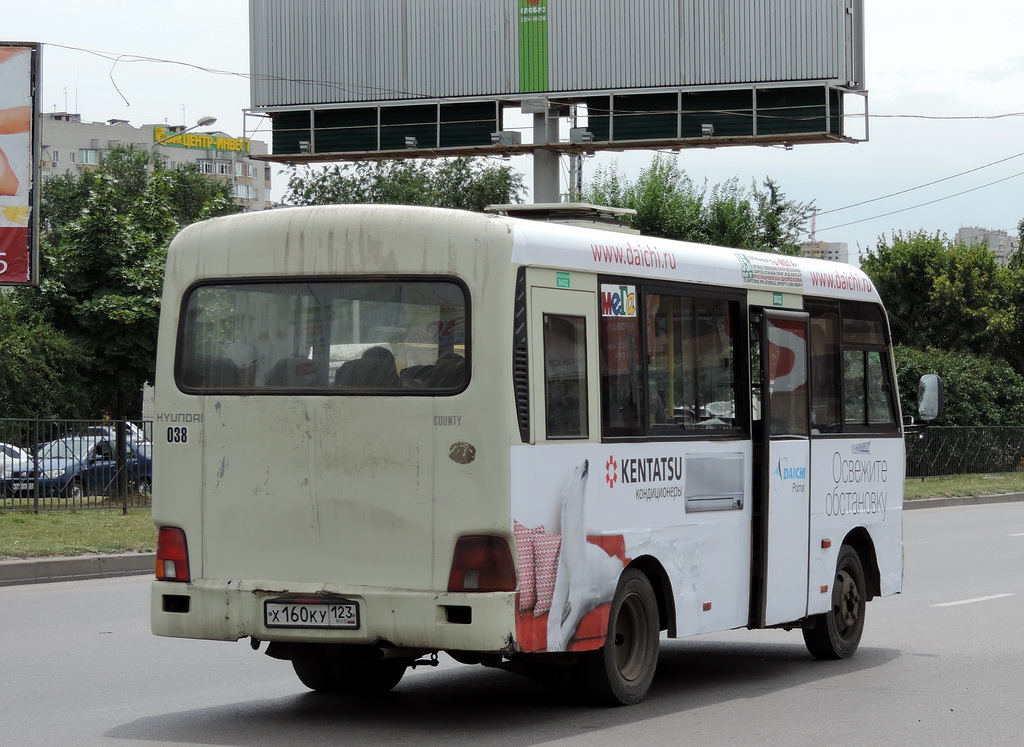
[532,111,560,203]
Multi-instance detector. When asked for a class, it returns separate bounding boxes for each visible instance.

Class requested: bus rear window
[176,279,468,394]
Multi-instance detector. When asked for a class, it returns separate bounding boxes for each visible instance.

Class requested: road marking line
[932,593,1014,607]
[1010,533,1024,537]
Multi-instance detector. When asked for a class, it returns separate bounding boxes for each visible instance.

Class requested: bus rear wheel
[292,658,342,692]
[574,568,659,706]
[292,658,408,695]
[803,544,866,660]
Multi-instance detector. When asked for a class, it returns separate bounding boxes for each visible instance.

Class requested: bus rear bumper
[151,578,518,654]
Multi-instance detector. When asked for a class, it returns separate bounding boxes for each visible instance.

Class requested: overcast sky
[4,0,1023,258]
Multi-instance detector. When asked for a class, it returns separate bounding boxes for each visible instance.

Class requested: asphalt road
[2,502,1022,746]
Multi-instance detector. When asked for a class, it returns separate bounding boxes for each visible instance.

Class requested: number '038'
[167,426,188,444]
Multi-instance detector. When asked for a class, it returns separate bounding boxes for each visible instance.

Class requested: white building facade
[800,240,849,264]
[956,226,1019,267]
[39,113,272,211]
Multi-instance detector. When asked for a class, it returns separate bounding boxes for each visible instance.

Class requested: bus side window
[807,300,842,433]
[600,307,642,436]
[543,314,588,439]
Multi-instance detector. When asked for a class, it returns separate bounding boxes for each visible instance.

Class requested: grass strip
[904,472,1024,500]
[0,508,155,559]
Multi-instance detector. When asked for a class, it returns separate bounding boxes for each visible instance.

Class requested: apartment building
[956,226,1019,267]
[39,113,272,210]
[800,240,850,264]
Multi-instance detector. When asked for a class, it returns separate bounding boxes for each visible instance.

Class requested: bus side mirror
[917,374,943,422]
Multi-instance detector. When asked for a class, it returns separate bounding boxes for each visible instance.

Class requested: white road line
[932,593,1014,607]
[1010,533,1024,537]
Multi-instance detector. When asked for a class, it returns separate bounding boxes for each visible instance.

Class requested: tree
[860,231,1009,359]
[894,346,1024,427]
[580,154,812,253]
[33,146,238,419]
[859,231,946,349]
[0,292,88,418]
[284,157,525,211]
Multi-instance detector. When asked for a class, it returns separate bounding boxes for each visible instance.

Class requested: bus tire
[292,658,408,695]
[574,568,659,706]
[292,659,342,692]
[803,544,866,660]
[337,660,408,694]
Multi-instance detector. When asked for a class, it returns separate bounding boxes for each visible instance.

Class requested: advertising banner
[0,43,38,285]
[518,0,548,92]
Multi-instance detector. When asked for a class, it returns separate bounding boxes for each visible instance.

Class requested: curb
[903,492,1024,510]
[0,552,154,588]
[1,494,1022,588]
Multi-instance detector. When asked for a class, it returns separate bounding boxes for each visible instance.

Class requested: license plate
[264,598,360,629]
[13,482,34,492]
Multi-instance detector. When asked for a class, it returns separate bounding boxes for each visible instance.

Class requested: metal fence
[905,426,1024,478]
[2,420,1020,510]
[1,419,153,513]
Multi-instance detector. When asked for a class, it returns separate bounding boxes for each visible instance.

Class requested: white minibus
[152,204,907,705]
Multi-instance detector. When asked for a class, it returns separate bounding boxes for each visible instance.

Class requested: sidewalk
[1,493,1022,587]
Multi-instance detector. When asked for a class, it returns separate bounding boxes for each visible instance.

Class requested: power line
[815,171,1024,233]
[818,151,1024,216]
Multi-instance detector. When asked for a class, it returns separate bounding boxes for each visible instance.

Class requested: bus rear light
[156,527,191,582]
[448,536,516,592]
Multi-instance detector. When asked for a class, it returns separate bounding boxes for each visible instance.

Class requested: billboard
[248,0,866,163]
[0,42,38,286]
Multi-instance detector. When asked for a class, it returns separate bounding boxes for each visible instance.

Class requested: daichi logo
[772,456,807,491]
[605,455,618,488]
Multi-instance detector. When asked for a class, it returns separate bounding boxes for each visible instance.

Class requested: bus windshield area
[176,279,467,394]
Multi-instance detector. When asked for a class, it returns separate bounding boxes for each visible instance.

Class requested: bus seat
[183,356,241,388]
[425,353,465,388]
[400,364,434,388]
[265,356,317,387]
[334,358,401,389]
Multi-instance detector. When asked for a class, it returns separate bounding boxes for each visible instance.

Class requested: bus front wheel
[803,544,866,660]
[574,568,659,706]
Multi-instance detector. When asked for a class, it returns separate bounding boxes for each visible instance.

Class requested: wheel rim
[833,568,861,638]
[612,592,650,682]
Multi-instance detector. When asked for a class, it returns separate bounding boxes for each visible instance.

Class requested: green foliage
[580,155,811,253]
[0,293,88,418]
[894,346,1024,426]
[862,231,1024,372]
[27,145,239,418]
[284,157,525,211]
[862,231,1024,426]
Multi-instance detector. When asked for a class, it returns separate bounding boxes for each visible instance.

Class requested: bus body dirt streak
[151,205,907,705]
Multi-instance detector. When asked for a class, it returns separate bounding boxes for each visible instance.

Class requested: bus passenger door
[752,309,811,627]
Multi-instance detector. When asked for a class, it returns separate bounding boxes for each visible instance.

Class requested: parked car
[77,441,153,498]
[79,422,150,445]
[2,437,151,499]
[1,442,30,478]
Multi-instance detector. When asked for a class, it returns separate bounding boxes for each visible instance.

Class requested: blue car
[3,437,152,500]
